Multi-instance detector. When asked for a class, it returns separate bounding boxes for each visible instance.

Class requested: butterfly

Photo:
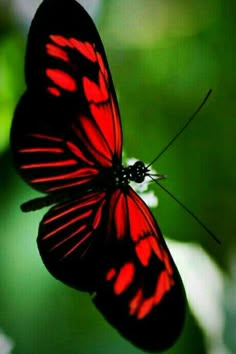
[11,0,186,351]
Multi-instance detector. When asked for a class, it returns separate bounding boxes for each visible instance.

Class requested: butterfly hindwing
[94,187,185,351]
[37,190,110,291]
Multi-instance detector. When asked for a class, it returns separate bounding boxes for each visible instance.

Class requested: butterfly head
[126,160,147,183]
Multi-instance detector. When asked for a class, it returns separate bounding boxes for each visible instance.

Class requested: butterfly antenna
[147,89,212,168]
[149,175,221,244]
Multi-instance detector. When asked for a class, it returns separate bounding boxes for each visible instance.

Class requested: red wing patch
[83,71,108,103]
[46,43,69,62]
[46,68,77,92]
[68,38,97,62]
[105,187,175,318]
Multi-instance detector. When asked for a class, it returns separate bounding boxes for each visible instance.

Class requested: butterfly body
[11,0,186,351]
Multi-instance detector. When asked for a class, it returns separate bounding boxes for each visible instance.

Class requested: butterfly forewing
[11,0,122,193]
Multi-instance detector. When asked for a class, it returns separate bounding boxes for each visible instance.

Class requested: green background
[0,0,235,353]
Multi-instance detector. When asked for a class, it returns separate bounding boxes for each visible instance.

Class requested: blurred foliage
[0,34,24,153]
[0,0,235,353]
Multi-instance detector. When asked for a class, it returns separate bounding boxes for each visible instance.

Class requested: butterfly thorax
[107,160,148,188]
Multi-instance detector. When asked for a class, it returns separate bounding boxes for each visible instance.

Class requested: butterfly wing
[93,187,186,351]
[11,0,186,350]
[37,184,186,349]
[37,190,110,291]
[10,0,122,291]
[11,0,122,195]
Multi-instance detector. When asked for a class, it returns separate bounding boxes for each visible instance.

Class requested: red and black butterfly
[11,0,186,351]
